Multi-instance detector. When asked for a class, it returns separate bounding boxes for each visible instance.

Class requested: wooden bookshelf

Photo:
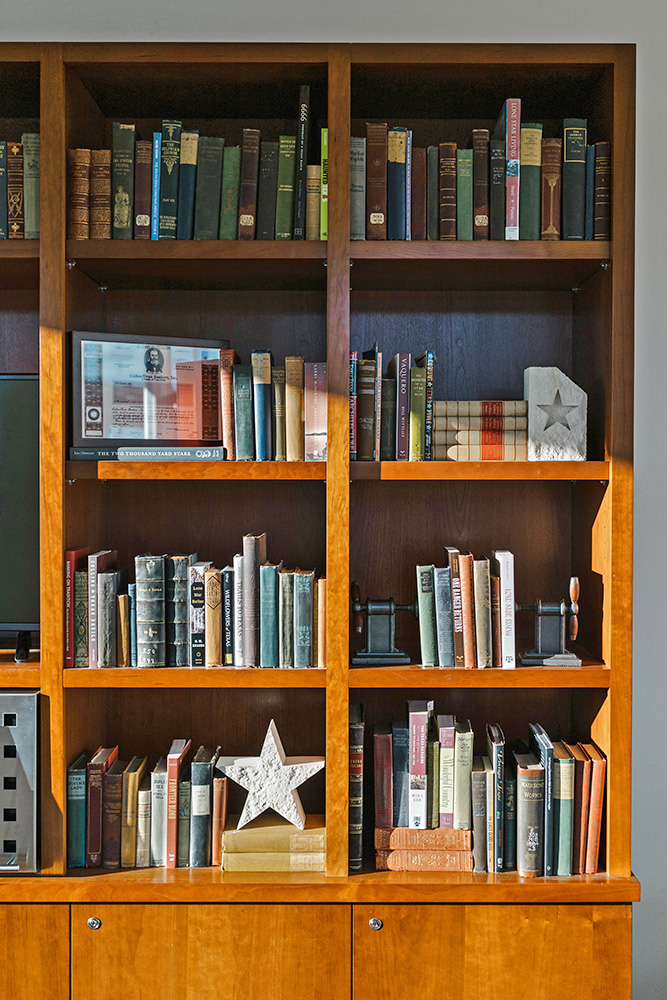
[0,41,636,1000]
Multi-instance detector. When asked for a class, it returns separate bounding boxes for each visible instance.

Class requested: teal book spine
[0,142,6,238]
[21,132,40,239]
[278,570,295,667]
[416,564,438,666]
[518,123,543,240]
[293,569,314,668]
[189,749,219,867]
[158,119,182,239]
[529,723,554,875]
[562,118,587,240]
[222,565,234,665]
[219,145,241,239]
[251,350,273,460]
[504,770,517,870]
[585,144,595,240]
[456,148,473,240]
[259,562,281,668]
[112,122,135,239]
[387,126,407,240]
[67,752,89,868]
[233,365,255,460]
[426,145,439,240]
[553,754,575,875]
[176,130,199,239]
[151,132,161,239]
[128,582,137,667]
[193,137,224,240]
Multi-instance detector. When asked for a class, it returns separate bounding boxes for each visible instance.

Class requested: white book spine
[136,788,151,868]
[492,550,516,668]
[453,729,474,829]
[150,771,167,866]
[233,553,244,667]
[408,708,428,829]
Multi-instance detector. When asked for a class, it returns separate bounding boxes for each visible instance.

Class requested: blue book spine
[259,563,280,668]
[189,759,213,867]
[233,365,255,460]
[151,133,161,240]
[392,720,410,826]
[293,570,314,668]
[128,582,137,667]
[585,144,595,240]
[0,142,7,238]
[387,127,407,240]
[176,130,199,239]
[67,765,87,867]
[251,350,273,461]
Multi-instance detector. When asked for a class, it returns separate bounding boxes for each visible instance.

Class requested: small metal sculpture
[351,581,418,665]
[516,576,582,666]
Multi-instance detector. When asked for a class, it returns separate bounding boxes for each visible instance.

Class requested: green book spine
[279,569,295,667]
[74,569,89,667]
[158,120,182,239]
[416,564,438,666]
[562,118,587,240]
[177,765,191,867]
[456,148,473,240]
[408,366,426,461]
[320,128,328,240]
[67,751,89,867]
[518,123,543,240]
[275,135,296,240]
[233,365,254,460]
[259,562,281,668]
[553,754,575,875]
[380,378,397,461]
[427,729,440,830]
[504,771,517,870]
[426,145,439,240]
[193,136,224,240]
[293,569,314,668]
[21,132,40,239]
[256,141,279,240]
[112,122,135,240]
[219,145,241,239]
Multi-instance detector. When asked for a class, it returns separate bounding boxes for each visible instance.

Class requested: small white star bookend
[524,366,587,461]
[218,720,325,830]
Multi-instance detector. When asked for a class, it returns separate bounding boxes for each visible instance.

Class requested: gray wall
[3,2,664,995]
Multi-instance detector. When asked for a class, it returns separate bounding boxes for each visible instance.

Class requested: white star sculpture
[219,720,325,830]
[537,389,579,431]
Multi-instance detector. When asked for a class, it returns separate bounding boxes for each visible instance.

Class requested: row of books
[352,107,609,242]
[70,351,327,463]
[65,532,326,669]
[372,707,606,877]
[67,88,327,242]
[416,548,515,668]
[0,135,40,239]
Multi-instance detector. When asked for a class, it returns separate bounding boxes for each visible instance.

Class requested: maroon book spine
[86,747,119,867]
[7,142,24,238]
[64,546,91,668]
[373,729,393,829]
[593,141,611,240]
[410,147,427,241]
[66,148,91,240]
[471,128,490,239]
[438,142,457,240]
[541,138,562,240]
[133,139,152,239]
[237,128,261,239]
[366,123,388,240]
[102,762,125,869]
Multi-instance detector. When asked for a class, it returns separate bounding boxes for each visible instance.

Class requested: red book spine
[86,747,118,867]
[593,141,611,240]
[438,142,457,240]
[504,99,521,239]
[349,351,358,460]
[471,129,490,239]
[373,731,393,829]
[166,741,192,869]
[7,142,24,238]
[458,553,477,669]
[582,745,606,874]
[410,147,427,241]
[64,546,91,668]
[133,139,152,239]
[211,775,228,867]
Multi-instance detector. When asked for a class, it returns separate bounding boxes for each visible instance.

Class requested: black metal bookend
[350,581,418,665]
[516,576,582,666]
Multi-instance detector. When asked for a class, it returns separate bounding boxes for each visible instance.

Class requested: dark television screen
[0,375,39,629]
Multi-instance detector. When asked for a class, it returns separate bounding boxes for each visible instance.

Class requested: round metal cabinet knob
[87,917,102,930]
[369,917,383,931]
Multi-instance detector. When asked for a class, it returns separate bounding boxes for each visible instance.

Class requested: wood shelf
[94,460,326,481]
[350,461,610,481]
[349,664,610,689]
[0,654,40,688]
[63,667,326,688]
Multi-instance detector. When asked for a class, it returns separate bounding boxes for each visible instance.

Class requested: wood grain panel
[0,904,69,1000]
[0,290,39,372]
[353,903,631,1000]
[72,903,350,1000]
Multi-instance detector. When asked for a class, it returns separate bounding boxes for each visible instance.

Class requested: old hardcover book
[204,568,223,667]
[292,84,310,239]
[426,716,440,829]
[562,118,588,240]
[135,553,166,667]
[0,142,7,238]
[380,378,397,461]
[90,148,111,239]
[514,750,544,877]
[133,139,152,239]
[408,700,432,829]
[486,723,505,872]
[529,722,554,876]
[410,146,427,240]
[151,131,161,238]
[252,350,273,460]
[135,774,152,868]
[150,756,168,866]
[223,851,325,872]
[219,145,241,239]
[67,750,92,868]
[366,122,388,239]
[408,367,426,461]
[279,568,295,667]
[193,136,224,240]
[275,134,297,240]
[74,569,89,666]
[518,123,543,240]
[376,849,473,872]
[66,148,91,239]
[392,717,410,827]
[471,757,487,872]
[445,547,464,668]
[189,745,221,866]
[320,127,328,240]
[65,546,91,668]
[222,566,234,666]
[233,552,244,666]
[238,128,261,239]
[260,561,282,668]
[405,129,412,239]
[158,120,182,239]
[177,762,191,867]
[317,577,326,668]
[305,163,321,240]
[120,755,148,868]
[7,142,24,238]
[541,137,562,240]
[585,145,595,239]
[491,550,515,668]
[374,724,393,829]
[435,441,528,461]
[375,826,471,851]
[211,770,229,866]
[386,352,411,461]
[503,757,517,870]
[490,574,502,667]
[87,549,117,669]
[387,126,407,240]
[189,560,213,668]
[456,148,473,240]
[434,413,527,431]
[434,400,528,417]
[470,128,489,239]
[257,141,279,240]
[349,703,365,871]
[294,568,315,668]
[416,565,438,666]
[242,532,267,667]
[176,130,198,239]
[438,141,457,240]
[356,358,376,462]
[223,813,326,853]
[458,552,477,670]
[473,556,492,668]
[233,365,255,460]
[563,741,592,874]
[453,719,474,830]
[285,355,305,461]
[350,136,366,240]
[593,141,611,240]
[102,759,127,869]
[165,553,192,667]
[433,567,454,669]
[166,738,192,868]
[270,366,287,462]
[492,98,521,239]
[415,350,436,461]
[580,742,606,874]
[304,361,327,461]
[116,592,130,668]
[112,122,135,239]
[218,348,239,461]
[552,741,575,876]
[489,139,506,240]
[426,144,439,240]
[349,351,358,460]
[86,745,119,867]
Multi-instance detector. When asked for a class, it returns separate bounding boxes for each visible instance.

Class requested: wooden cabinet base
[0,904,69,1000]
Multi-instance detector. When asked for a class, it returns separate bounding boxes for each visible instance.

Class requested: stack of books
[433,401,528,461]
[374,825,472,872]
[0,135,40,239]
[221,812,326,872]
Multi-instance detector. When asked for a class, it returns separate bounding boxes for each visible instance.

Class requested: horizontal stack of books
[351,104,609,242]
[433,401,528,461]
[1,135,40,239]
[67,87,328,242]
[221,812,326,872]
[416,548,515,668]
[372,704,606,877]
[65,531,325,670]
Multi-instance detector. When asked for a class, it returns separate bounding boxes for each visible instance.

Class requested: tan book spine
[376,849,474,872]
[490,574,502,668]
[211,775,228,866]
[222,814,326,852]
[306,164,321,240]
[205,568,223,667]
[374,827,472,851]
[285,355,305,461]
[121,756,148,869]
[219,349,239,461]
[90,149,112,239]
[433,400,528,417]
[67,148,91,239]
[580,743,606,874]
[433,430,527,445]
[222,852,326,872]
[317,578,326,669]
[458,553,477,669]
[473,557,492,668]
[434,442,528,461]
[116,593,130,667]
[433,415,527,431]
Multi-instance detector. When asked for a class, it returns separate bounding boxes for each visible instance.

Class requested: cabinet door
[353,904,631,1000]
[0,904,69,1000]
[73,903,350,1000]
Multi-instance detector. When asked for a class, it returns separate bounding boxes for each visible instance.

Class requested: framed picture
[71,331,229,447]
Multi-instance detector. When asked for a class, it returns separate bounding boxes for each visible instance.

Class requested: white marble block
[524,367,587,461]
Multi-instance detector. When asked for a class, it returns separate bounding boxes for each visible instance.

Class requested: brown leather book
[490,573,502,667]
[67,148,91,239]
[238,128,261,239]
[541,137,562,240]
[211,773,228,866]
[458,552,477,669]
[102,759,127,869]
[356,358,377,461]
[7,142,24,238]
[86,745,119,868]
[133,139,152,239]
[438,141,457,240]
[565,741,592,874]
[471,128,490,239]
[219,349,239,460]
[205,568,223,666]
[593,141,611,240]
[410,146,427,240]
[580,742,606,873]
[375,826,472,851]
[90,149,111,239]
[365,122,388,239]
[376,849,473,872]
